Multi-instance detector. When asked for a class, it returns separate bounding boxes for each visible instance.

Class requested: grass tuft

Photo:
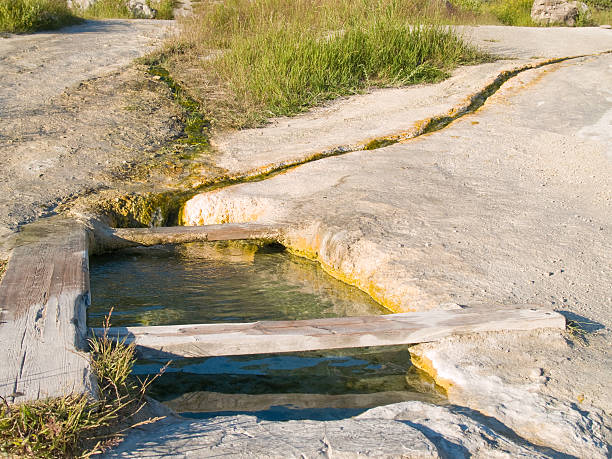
[162,0,488,129]
[0,309,168,458]
[565,319,596,346]
[0,0,80,33]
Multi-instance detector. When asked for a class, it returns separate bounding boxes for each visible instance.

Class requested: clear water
[137,346,446,420]
[89,241,387,328]
[89,241,445,419]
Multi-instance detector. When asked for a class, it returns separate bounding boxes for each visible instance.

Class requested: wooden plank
[93,223,284,253]
[0,220,94,402]
[94,307,565,359]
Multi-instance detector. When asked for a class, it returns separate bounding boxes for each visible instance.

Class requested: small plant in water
[0,309,169,458]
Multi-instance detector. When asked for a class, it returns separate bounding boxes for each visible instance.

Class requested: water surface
[89,241,444,419]
[89,241,387,327]
[138,346,446,420]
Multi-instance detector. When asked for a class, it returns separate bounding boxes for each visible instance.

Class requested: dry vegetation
[75,0,176,20]
[0,312,168,458]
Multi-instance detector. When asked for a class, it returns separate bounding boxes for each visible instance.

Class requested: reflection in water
[138,346,446,420]
[89,241,388,327]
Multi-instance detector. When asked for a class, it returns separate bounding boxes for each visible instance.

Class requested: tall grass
[76,0,175,19]
[164,0,488,129]
[0,0,79,33]
[487,0,535,25]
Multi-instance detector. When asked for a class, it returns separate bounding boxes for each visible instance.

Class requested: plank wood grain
[94,307,566,359]
[93,223,284,253]
[0,221,94,402]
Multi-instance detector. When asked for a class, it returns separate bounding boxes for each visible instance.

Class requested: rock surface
[206,27,612,185]
[531,0,589,26]
[181,53,612,456]
[1,21,612,457]
[103,401,551,458]
[127,0,157,19]
[0,20,179,246]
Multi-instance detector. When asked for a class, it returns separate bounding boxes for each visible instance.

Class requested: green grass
[488,0,535,25]
[76,0,175,19]
[0,0,80,33]
[0,311,168,458]
[163,0,488,129]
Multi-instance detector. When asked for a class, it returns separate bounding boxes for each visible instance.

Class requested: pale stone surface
[103,401,549,458]
[460,25,612,59]
[410,331,611,458]
[182,54,612,456]
[1,22,611,457]
[0,20,179,238]
[210,27,612,184]
[530,0,588,26]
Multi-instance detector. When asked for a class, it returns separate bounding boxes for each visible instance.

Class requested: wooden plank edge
[92,308,566,359]
[91,222,285,254]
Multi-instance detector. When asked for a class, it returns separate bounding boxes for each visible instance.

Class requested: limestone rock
[531,0,589,26]
[66,0,97,9]
[127,0,157,19]
[103,401,550,457]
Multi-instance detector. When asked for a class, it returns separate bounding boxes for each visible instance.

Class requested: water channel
[89,241,445,420]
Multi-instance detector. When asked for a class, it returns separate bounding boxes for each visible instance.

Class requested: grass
[0,310,168,458]
[76,0,176,19]
[0,0,80,33]
[160,0,488,129]
[0,0,175,33]
[450,0,535,25]
[565,318,598,345]
[0,259,6,282]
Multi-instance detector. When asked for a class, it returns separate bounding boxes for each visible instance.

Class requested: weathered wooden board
[0,221,94,402]
[94,307,565,359]
[93,223,284,253]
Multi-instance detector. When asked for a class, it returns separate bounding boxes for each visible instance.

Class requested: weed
[565,319,597,345]
[0,0,80,33]
[488,0,535,25]
[0,309,168,458]
[151,0,175,20]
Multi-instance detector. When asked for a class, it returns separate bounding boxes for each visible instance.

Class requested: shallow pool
[89,241,444,419]
[89,241,387,328]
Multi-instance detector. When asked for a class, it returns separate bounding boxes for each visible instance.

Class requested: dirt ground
[0,20,183,244]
